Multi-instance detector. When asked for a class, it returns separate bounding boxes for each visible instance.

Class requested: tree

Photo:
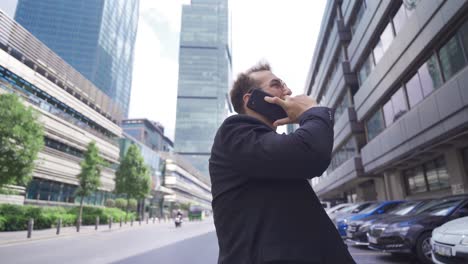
[76,141,104,225]
[115,144,151,220]
[0,93,44,189]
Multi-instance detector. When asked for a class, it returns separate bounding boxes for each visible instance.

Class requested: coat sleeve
[222,107,334,179]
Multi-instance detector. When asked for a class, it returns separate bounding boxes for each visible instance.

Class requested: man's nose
[283,87,292,96]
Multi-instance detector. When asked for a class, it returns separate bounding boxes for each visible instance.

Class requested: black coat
[209,107,355,264]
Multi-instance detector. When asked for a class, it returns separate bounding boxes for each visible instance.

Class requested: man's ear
[243,93,251,105]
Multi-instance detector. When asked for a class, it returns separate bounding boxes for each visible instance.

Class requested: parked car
[330,202,374,225]
[368,195,468,264]
[346,200,433,246]
[431,216,468,264]
[336,200,404,237]
[326,203,352,215]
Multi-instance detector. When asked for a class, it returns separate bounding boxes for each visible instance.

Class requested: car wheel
[415,232,432,264]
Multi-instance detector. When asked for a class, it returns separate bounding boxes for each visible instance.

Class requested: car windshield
[411,199,442,215]
[339,204,359,213]
[389,202,417,216]
[426,200,461,216]
[356,203,380,214]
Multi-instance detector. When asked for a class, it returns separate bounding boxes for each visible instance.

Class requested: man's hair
[230,62,271,114]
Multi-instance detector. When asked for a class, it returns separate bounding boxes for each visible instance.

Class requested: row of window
[358,0,418,86]
[327,137,358,175]
[404,156,450,195]
[44,137,117,169]
[350,0,367,35]
[320,48,345,104]
[0,43,118,125]
[333,91,351,122]
[366,19,468,141]
[26,178,115,206]
[0,66,118,143]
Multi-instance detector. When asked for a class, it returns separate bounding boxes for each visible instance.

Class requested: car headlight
[360,223,372,232]
[460,236,468,246]
[384,223,411,236]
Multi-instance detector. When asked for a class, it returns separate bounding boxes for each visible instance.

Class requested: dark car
[346,200,433,246]
[367,195,468,264]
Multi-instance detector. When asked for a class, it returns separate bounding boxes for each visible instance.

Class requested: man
[209,62,355,264]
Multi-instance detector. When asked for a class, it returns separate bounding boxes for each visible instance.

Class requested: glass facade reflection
[175,0,231,177]
[14,0,139,117]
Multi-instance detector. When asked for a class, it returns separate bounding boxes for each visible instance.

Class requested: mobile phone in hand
[246,89,288,122]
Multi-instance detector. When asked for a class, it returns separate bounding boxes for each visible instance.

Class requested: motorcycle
[175,215,183,228]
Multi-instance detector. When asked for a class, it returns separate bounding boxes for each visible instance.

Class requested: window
[438,34,467,80]
[334,91,351,121]
[366,109,385,141]
[380,22,395,52]
[418,54,443,97]
[425,157,450,191]
[373,40,385,64]
[460,20,468,57]
[405,167,427,194]
[327,138,357,174]
[405,156,450,195]
[351,0,367,34]
[358,54,375,85]
[375,20,397,63]
[383,87,408,127]
[405,72,423,108]
[392,4,407,34]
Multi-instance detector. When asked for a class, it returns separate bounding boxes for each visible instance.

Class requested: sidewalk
[0,218,174,246]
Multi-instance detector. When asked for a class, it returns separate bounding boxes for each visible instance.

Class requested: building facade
[158,152,212,213]
[174,0,231,177]
[122,119,174,152]
[14,0,139,117]
[0,11,123,206]
[119,134,174,217]
[306,0,468,203]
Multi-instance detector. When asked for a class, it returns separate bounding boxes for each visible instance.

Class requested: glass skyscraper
[14,0,139,117]
[175,0,231,178]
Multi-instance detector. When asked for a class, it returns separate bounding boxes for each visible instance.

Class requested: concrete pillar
[383,170,405,200]
[445,148,468,194]
[356,180,377,201]
[374,176,388,201]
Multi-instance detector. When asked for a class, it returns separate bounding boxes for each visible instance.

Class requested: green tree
[115,144,151,220]
[0,93,44,189]
[76,141,104,224]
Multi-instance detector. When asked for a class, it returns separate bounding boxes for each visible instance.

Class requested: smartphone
[246,88,288,122]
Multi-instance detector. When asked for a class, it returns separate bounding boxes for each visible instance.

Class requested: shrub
[0,204,133,231]
[0,215,7,231]
[105,199,115,208]
[128,199,137,211]
[115,198,127,210]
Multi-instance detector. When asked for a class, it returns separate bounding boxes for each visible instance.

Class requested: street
[0,218,420,264]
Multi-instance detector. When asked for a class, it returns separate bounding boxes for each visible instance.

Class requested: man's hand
[264,95,317,126]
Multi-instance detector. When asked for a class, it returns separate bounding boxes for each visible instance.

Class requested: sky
[0,0,327,141]
[130,0,327,140]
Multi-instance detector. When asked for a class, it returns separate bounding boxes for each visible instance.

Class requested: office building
[122,119,174,152]
[0,11,123,206]
[306,0,468,202]
[158,152,212,213]
[119,134,174,217]
[14,0,139,117]
[174,0,231,177]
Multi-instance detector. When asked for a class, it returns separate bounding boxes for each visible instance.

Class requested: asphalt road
[0,219,419,264]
